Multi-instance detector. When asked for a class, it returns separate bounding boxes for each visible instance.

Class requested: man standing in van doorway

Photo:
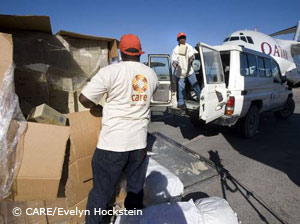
[172,32,201,109]
[79,34,158,224]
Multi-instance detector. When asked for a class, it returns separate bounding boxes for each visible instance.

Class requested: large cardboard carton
[66,111,101,207]
[0,15,118,116]
[14,122,70,201]
[3,111,101,224]
[13,111,101,203]
[0,15,112,222]
[48,78,75,114]
[0,31,28,202]
[0,32,12,85]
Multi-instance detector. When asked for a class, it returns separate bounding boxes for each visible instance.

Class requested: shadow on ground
[151,109,300,187]
[151,110,226,140]
[222,113,300,187]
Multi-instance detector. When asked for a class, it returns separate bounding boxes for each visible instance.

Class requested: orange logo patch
[132,74,148,93]
[131,74,148,102]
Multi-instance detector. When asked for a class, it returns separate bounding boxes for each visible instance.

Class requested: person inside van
[172,32,201,109]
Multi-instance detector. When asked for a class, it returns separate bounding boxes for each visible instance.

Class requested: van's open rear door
[197,43,228,123]
[148,54,174,106]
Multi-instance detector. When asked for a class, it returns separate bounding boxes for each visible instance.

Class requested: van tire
[239,105,260,138]
[274,97,295,120]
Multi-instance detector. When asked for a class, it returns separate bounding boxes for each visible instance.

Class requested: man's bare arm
[79,93,103,117]
[79,93,95,108]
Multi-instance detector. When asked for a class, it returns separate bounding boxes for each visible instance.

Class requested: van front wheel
[274,97,295,120]
[239,106,260,138]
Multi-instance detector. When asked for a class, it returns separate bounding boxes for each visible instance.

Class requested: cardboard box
[0,14,119,115]
[13,110,101,203]
[14,122,70,201]
[0,15,117,221]
[0,32,12,85]
[27,103,67,126]
[65,111,101,208]
[49,90,76,114]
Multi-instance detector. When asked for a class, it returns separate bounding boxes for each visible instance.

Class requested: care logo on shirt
[131,74,148,104]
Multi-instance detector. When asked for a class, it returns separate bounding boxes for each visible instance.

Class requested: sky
[1,0,299,61]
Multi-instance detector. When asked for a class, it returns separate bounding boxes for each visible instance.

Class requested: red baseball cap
[177,32,186,40]
[119,34,145,56]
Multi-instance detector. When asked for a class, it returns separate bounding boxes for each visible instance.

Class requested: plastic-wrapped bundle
[115,200,201,224]
[143,158,184,207]
[195,197,240,224]
[115,197,240,224]
[0,64,27,199]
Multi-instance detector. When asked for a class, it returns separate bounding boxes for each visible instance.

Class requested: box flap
[56,30,119,59]
[109,39,119,59]
[69,111,101,163]
[14,179,60,201]
[17,122,70,178]
[65,162,93,207]
[0,14,52,34]
[0,32,13,85]
[76,156,93,183]
[56,30,118,42]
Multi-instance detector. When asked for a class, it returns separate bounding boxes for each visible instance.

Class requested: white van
[149,43,295,138]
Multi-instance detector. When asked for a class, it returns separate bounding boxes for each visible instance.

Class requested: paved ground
[148,88,300,224]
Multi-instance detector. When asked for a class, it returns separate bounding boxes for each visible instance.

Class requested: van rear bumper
[217,115,239,126]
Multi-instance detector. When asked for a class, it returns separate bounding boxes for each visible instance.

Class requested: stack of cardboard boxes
[0,14,119,223]
[0,14,118,116]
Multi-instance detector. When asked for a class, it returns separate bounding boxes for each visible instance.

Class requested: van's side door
[197,43,228,123]
[271,60,289,108]
[148,54,174,106]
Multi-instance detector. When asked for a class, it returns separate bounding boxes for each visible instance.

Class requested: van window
[220,52,230,87]
[264,58,272,77]
[248,54,257,76]
[202,46,224,84]
[240,53,249,76]
[149,56,171,81]
[271,60,281,83]
[258,57,266,77]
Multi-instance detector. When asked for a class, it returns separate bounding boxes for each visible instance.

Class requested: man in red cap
[172,32,201,109]
[79,34,158,223]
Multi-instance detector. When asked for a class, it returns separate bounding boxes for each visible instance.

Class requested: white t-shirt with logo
[81,61,159,152]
